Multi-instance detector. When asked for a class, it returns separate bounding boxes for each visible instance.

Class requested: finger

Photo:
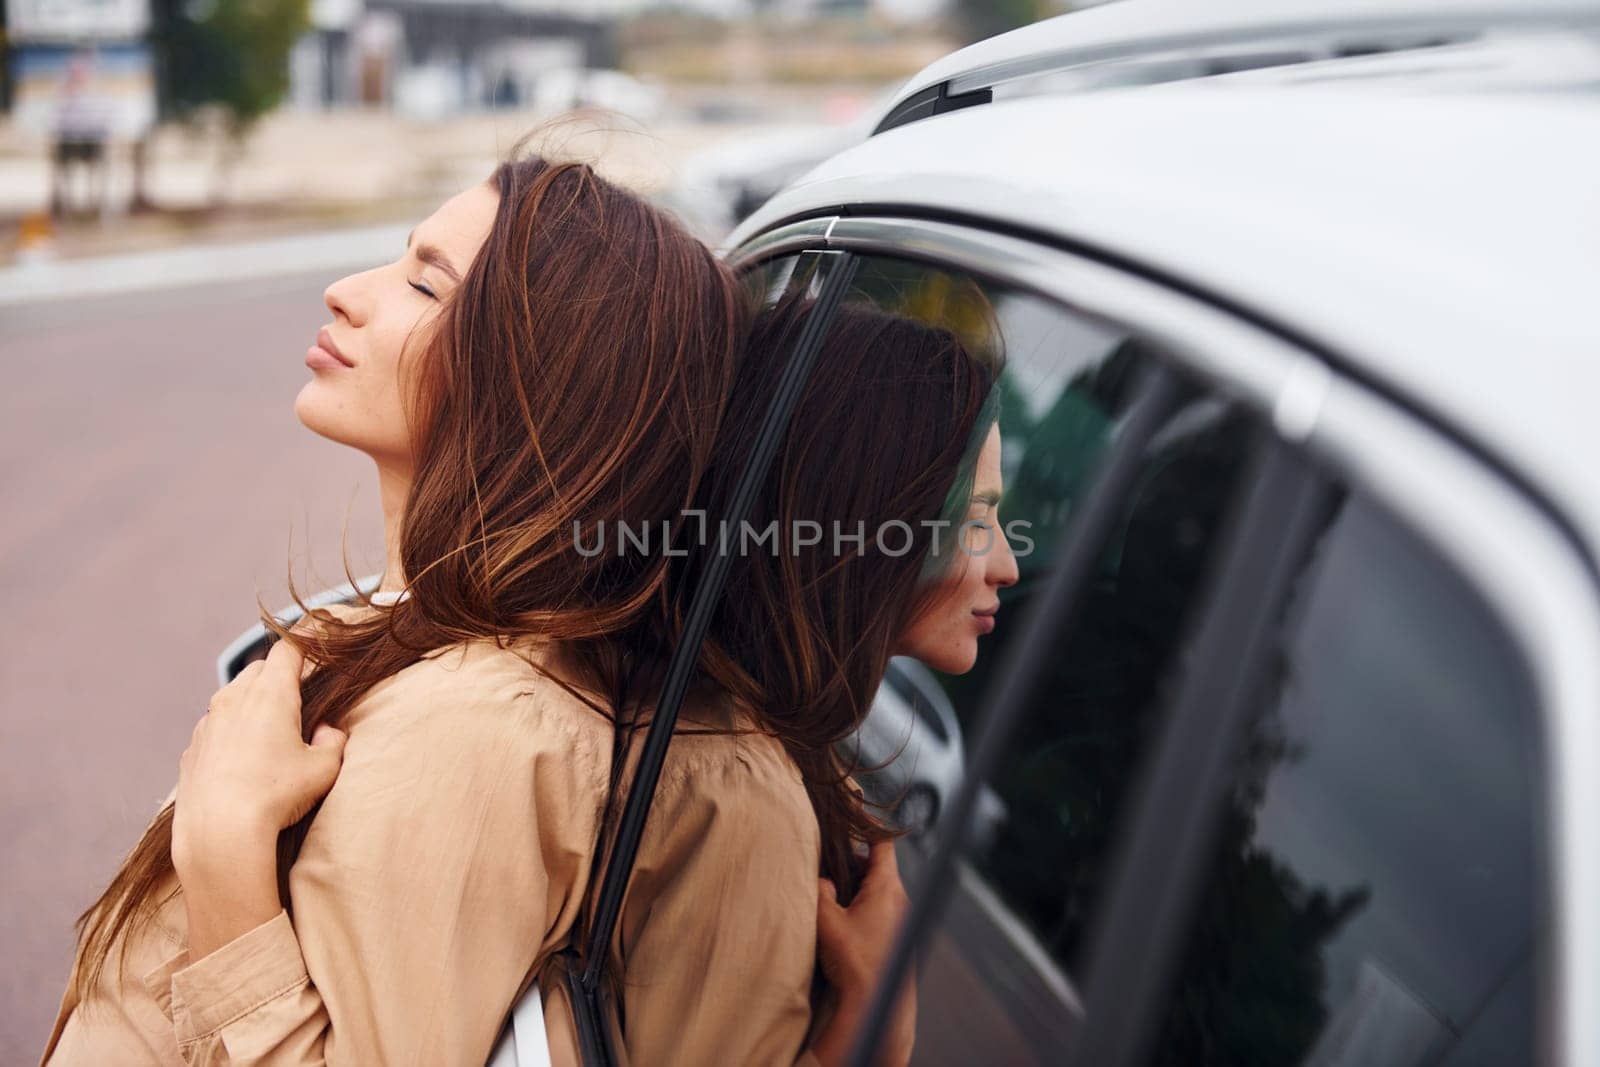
[816,878,845,922]
[815,878,846,943]
[309,722,347,753]
[232,660,266,684]
[217,660,264,697]
[862,838,900,887]
[262,637,307,690]
[305,723,348,792]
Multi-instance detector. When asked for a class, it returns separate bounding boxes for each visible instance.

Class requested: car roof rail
[869,0,1600,136]
[872,81,993,136]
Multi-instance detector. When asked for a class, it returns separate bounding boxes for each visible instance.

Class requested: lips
[315,327,353,368]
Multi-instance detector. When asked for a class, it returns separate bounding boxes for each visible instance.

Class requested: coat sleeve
[610,733,823,1067]
[164,651,607,1066]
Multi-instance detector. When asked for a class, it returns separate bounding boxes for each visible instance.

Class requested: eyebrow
[406,228,462,284]
[972,489,1002,507]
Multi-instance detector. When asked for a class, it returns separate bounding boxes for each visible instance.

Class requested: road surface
[1,270,387,1060]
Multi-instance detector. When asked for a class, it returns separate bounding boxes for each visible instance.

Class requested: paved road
[0,272,387,1060]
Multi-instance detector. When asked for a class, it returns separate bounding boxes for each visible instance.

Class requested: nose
[991,524,1020,589]
[323,267,371,327]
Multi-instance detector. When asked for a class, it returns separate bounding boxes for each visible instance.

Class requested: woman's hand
[807,839,917,1067]
[171,636,347,958]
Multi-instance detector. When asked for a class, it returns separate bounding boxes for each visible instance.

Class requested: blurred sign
[5,0,149,43]
[11,44,157,139]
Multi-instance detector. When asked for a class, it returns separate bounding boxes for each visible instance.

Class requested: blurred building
[289,0,771,117]
[282,0,945,118]
[767,0,951,21]
[289,0,615,113]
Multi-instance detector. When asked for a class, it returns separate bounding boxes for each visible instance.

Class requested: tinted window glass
[969,388,1261,960]
[806,254,1266,1064]
[1143,492,1543,1066]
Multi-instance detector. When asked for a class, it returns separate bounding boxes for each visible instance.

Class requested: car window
[799,252,1269,1063]
[1138,490,1544,1066]
[737,246,1547,1067]
[738,248,828,311]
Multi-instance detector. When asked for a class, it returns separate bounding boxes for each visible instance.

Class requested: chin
[945,648,979,675]
[294,385,353,445]
[914,642,978,676]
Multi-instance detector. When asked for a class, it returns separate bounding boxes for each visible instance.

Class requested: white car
[668,95,888,238]
[220,2,1599,1061]
[849,657,963,835]
[845,656,1008,847]
[715,1,1599,1065]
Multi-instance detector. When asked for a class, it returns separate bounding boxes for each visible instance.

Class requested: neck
[376,460,410,596]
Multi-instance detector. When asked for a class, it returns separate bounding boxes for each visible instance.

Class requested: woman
[39,142,1016,1066]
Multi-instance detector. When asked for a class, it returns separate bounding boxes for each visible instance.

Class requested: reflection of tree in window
[1149,491,1540,1065]
[949,349,1368,1036]
[1021,394,1266,971]
[1153,593,1372,1065]
[947,342,1259,974]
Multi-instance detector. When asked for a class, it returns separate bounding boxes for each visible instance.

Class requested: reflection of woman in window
[681,295,1021,1062]
[40,152,1014,1067]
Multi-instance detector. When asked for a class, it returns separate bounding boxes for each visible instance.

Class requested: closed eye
[409,280,437,300]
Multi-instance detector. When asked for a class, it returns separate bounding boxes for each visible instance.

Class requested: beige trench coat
[40,604,826,1067]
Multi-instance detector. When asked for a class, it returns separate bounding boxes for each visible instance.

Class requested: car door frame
[725,213,1600,1067]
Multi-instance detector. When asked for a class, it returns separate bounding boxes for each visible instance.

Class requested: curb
[0,222,411,307]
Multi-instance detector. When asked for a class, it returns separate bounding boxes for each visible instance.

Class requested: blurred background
[0,0,1078,1059]
[0,0,1078,258]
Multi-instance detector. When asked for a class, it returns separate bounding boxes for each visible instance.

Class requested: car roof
[873,0,1597,124]
[721,3,1600,563]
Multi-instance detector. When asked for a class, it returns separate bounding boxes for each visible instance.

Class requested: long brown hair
[682,292,1003,898]
[68,162,1000,1005]
[68,143,751,1004]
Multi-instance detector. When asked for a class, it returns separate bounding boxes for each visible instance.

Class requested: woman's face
[894,423,1020,674]
[294,181,500,469]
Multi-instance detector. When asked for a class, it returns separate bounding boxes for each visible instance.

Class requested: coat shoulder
[337,632,616,781]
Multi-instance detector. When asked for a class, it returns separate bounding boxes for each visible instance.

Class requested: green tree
[148,0,311,204]
[1,0,11,113]
[952,0,1050,44]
